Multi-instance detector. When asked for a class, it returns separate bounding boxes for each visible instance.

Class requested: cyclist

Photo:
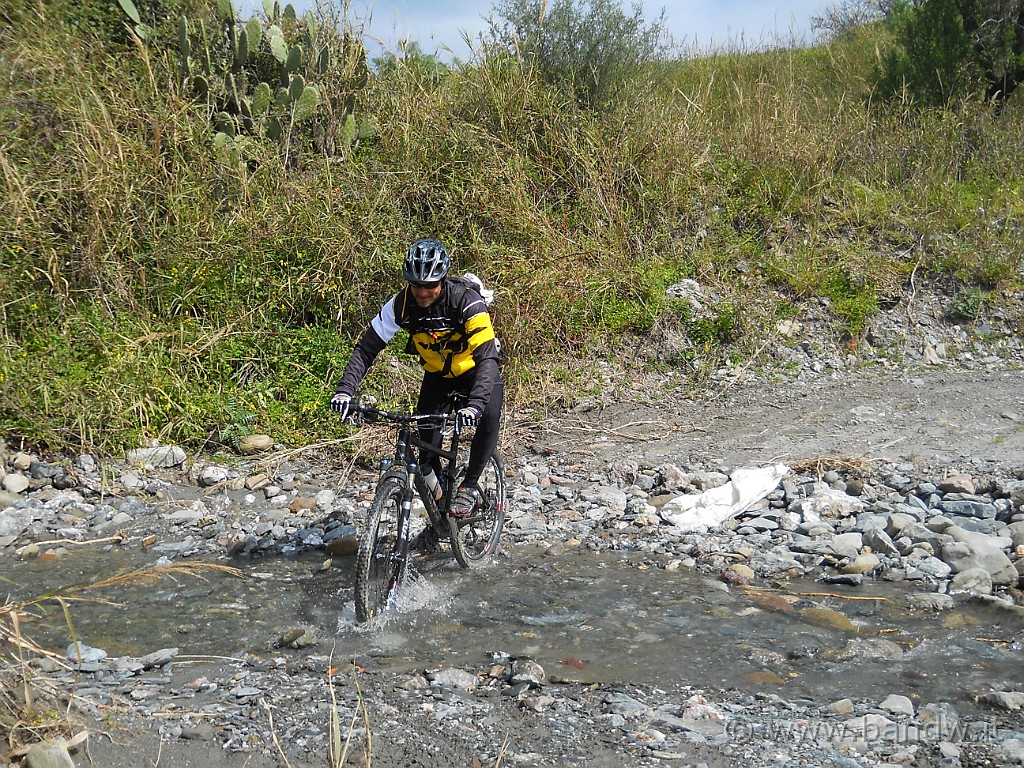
[330,238,504,521]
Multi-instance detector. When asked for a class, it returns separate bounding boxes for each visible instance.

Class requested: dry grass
[787,454,872,477]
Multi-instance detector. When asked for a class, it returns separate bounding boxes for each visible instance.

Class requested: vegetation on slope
[1,0,1022,453]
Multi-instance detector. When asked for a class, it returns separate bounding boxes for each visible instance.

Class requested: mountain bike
[345,397,506,623]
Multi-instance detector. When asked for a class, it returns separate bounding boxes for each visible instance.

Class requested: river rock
[790,488,865,520]
[24,743,74,768]
[509,659,547,689]
[800,606,857,632]
[938,474,975,494]
[2,472,30,494]
[949,567,993,595]
[238,434,273,454]
[12,452,33,471]
[941,534,1018,585]
[127,445,186,468]
[907,592,955,610]
[878,693,915,716]
[841,552,880,575]
[66,642,106,663]
[198,465,230,487]
[978,691,1024,710]
[428,667,479,691]
[0,508,33,538]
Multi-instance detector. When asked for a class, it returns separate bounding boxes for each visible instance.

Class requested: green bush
[485,0,670,108]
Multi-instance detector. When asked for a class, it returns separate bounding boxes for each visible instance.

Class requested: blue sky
[237,0,829,59]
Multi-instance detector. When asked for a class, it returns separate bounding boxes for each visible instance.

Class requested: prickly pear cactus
[175,2,370,161]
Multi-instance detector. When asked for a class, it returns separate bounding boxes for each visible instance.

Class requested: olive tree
[485,0,670,109]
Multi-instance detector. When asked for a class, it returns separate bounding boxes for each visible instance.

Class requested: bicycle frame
[350,397,506,621]
[355,404,465,553]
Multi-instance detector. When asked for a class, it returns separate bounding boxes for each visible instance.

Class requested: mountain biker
[330,238,503,520]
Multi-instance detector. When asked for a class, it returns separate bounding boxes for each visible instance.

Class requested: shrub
[484,0,670,109]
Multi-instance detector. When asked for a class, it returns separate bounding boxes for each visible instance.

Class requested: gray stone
[428,667,479,691]
[25,744,74,768]
[864,527,900,556]
[2,473,29,494]
[510,659,546,688]
[581,486,628,514]
[878,694,915,716]
[901,523,953,552]
[198,466,230,487]
[949,567,993,595]
[830,532,864,558]
[139,647,179,669]
[978,691,1024,711]
[127,445,186,468]
[939,499,997,519]
[941,529,1018,585]
[0,508,33,538]
[604,692,651,718]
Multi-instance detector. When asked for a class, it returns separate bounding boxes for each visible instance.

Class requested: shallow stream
[5,545,1022,715]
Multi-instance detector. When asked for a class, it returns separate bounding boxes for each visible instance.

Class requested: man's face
[410,281,442,308]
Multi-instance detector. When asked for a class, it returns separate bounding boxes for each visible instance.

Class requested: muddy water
[6,546,1022,713]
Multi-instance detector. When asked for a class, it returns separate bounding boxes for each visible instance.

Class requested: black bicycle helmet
[403,238,450,283]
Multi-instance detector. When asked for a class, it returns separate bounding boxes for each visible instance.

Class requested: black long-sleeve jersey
[335,278,500,413]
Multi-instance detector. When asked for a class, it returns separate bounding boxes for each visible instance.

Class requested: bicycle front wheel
[449,451,506,568]
[354,477,408,623]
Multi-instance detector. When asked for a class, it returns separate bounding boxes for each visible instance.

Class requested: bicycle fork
[391,465,419,573]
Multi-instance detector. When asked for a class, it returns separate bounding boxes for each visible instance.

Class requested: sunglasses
[409,281,441,290]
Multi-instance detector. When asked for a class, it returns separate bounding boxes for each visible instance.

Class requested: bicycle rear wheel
[354,477,408,623]
[449,451,506,568]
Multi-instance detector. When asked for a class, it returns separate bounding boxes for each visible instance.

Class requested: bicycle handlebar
[346,402,453,429]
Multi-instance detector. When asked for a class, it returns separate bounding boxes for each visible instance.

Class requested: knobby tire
[449,451,506,568]
[354,477,407,623]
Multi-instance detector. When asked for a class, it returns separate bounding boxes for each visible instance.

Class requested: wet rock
[832,636,905,661]
[906,592,955,610]
[799,607,857,632]
[276,628,319,649]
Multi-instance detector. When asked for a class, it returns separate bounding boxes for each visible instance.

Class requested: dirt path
[532,365,1024,474]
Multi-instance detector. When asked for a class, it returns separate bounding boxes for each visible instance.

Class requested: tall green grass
[1,7,1022,452]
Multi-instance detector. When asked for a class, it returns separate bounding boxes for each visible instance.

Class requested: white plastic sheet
[658,463,790,533]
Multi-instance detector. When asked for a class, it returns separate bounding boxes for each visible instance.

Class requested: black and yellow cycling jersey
[336,277,500,414]
[389,280,496,377]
